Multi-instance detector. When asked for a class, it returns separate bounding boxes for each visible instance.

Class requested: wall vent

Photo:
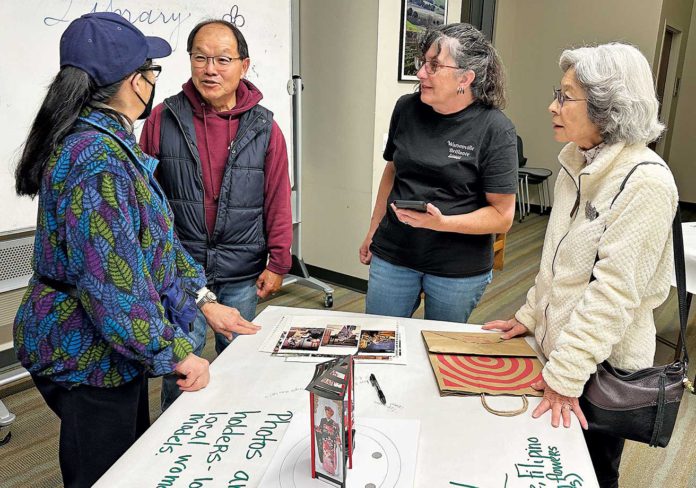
[0,236,33,294]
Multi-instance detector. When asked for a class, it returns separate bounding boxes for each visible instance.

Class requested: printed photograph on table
[358,330,397,354]
[399,0,448,81]
[280,327,325,352]
[313,397,344,479]
[264,316,406,364]
[322,324,361,347]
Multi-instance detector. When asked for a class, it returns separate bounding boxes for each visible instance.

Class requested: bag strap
[480,393,529,417]
[33,125,141,297]
[607,162,689,366]
[35,275,79,299]
[672,206,689,366]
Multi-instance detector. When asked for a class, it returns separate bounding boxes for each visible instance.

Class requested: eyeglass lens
[190,54,240,69]
[553,88,564,106]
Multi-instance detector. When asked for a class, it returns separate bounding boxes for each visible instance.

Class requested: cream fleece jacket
[515,141,678,397]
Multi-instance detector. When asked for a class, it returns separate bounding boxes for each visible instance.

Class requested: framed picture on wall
[399,0,448,81]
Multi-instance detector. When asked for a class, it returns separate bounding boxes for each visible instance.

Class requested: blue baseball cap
[60,12,171,87]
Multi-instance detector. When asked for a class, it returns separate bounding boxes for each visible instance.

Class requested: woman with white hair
[484,43,678,488]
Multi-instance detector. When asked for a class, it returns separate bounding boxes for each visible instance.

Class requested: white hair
[559,43,664,145]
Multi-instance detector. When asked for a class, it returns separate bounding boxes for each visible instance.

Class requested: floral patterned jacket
[14,108,206,387]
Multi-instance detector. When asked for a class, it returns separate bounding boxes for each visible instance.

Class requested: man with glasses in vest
[140,19,292,410]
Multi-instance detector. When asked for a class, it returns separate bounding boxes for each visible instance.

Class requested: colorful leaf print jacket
[13,108,206,388]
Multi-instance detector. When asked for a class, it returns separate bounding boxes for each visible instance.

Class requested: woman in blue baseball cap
[13,12,259,487]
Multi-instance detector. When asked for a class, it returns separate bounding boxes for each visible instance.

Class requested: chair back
[516,135,527,168]
[493,233,506,271]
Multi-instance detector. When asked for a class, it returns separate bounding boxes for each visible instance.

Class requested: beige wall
[494,0,664,204]
[300,0,462,280]
[668,1,696,202]
[299,0,379,278]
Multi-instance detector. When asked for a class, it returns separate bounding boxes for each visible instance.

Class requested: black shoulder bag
[579,162,695,448]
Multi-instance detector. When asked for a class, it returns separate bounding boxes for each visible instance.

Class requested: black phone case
[393,200,427,212]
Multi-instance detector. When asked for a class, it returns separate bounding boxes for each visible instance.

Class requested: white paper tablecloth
[96,306,597,488]
[673,222,696,294]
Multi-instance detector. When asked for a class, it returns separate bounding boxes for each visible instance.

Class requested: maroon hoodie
[140,79,292,276]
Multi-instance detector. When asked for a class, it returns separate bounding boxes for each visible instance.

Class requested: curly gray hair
[420,23,506,109]
[559,43,664,145]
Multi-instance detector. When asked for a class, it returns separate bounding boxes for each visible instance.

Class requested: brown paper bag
[421,331,538,357]
[427,353,543,396]
[422,331,543,397]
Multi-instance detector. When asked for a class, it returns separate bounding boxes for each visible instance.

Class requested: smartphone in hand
[393,200,427,212]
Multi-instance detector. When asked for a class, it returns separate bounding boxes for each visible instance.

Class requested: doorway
[652,26,682,156]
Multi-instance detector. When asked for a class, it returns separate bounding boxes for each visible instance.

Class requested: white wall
[299,0,379,279]
[494,0,664,204]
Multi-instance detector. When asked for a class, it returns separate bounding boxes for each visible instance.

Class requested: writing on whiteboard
[42,1,248,50]
[43,0,190,47]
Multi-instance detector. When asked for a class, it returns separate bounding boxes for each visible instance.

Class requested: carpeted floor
[1,211,695,487]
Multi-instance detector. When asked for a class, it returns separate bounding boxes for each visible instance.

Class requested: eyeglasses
[415,56,460,75]
[190,53,243,69]
[552,88,587,107]
[137,65,162,81]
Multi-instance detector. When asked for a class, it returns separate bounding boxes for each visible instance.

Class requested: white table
[677,222,696,294]
[96,306,597,488]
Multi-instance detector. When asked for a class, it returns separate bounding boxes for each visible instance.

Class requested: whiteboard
[0,0,293,234]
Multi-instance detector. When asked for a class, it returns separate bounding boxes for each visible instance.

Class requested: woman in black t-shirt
[359,23,518,323]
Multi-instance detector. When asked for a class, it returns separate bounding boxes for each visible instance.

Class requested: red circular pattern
[437,354,542,391]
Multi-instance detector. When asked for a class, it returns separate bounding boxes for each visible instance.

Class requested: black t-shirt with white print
[370,93,518,277]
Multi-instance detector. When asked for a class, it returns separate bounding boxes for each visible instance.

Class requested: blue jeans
[161,279,258,411]
[365,255,492,323]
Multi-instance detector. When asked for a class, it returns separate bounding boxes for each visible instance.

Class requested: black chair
[516,136,528,222]
[517,136,552,217]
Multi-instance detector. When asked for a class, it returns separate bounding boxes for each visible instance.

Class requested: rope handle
[480,394,529,417]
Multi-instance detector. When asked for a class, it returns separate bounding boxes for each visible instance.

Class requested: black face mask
[136,77,156,120]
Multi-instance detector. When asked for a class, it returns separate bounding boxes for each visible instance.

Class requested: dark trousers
[33,374,150,488]
[583,428,625,488]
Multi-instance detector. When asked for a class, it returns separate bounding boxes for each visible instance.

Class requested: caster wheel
[324,294,334,308]
[0,430,11,447]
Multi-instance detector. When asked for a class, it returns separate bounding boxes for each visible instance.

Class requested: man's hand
[256,268,283,299]
[175,353,210,392]
[201,302,261,341]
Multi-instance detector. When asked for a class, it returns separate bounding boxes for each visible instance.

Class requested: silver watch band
[196,288,217,308]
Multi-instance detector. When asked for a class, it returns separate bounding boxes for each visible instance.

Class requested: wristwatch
[196,288,218,308]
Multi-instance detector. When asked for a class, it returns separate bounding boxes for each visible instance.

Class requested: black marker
[369,373,387,405]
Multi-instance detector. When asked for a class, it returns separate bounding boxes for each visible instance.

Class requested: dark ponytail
[15,67,93,196]
[14,59,152,197]
[481,44,506,109]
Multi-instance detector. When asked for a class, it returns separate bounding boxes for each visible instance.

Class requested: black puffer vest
[157,91,273,284]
